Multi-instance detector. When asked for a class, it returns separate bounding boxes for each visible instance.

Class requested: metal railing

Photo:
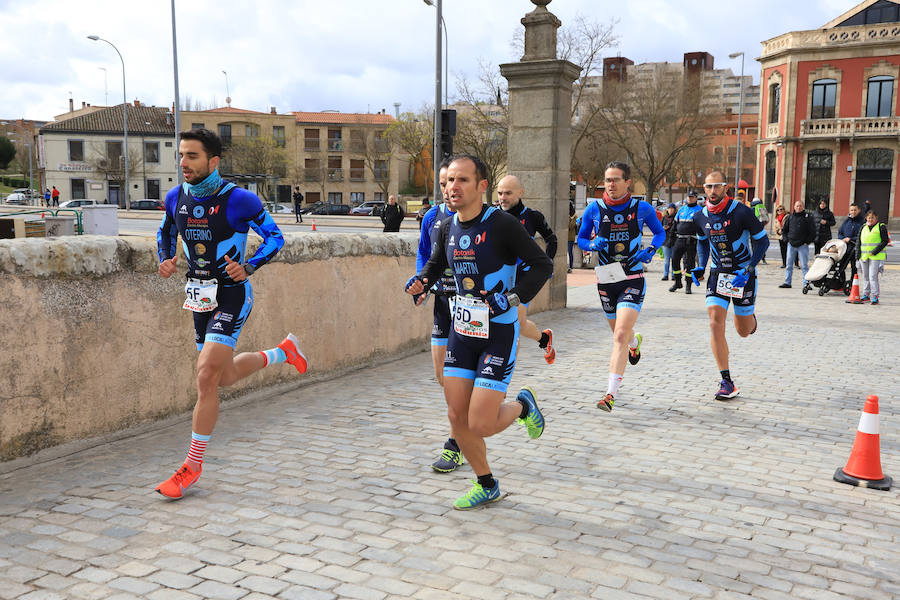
[0,208,84,234]
[800,116,900,138]
[327,168,344,182]
[304,140,320,151]
[327,139,344,151]
[349,168,366,181]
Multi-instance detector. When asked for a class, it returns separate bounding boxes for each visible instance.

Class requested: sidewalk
[1,263,898,599]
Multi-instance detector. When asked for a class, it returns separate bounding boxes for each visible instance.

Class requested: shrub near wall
[0,233,430,461]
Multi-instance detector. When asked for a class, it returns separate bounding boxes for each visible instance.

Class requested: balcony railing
[327,168,344,182]
[303,169,321,182]
[304,140,320,151]
[800,116,900,139]
[349,168,366,181]
[350,142,366,153]
[328,139,344,151]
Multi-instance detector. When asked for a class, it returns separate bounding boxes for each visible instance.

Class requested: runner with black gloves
[498,174,558,364]
[405,154,552,510]
[690,170,769,401]
[576,161,665,412]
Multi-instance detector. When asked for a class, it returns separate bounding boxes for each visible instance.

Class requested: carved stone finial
[521,1,561,61]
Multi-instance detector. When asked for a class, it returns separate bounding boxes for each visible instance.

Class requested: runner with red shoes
[155,128,308,499]
[689,170,769,401]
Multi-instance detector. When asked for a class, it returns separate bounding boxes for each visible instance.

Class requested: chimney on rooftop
[133,99,140,107]
[270,106,277,114]
[82,101,86,109]
[69,98,74,112]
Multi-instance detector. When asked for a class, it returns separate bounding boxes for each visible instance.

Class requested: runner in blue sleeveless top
[154,128,307,500]
[415,160,464,473]
[690,169,769,401]
[406,154,552,510]
[498,175,558,365]
[577,161,665,412]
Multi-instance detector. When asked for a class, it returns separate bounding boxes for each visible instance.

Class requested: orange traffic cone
[834,395,892,490]
[845,274,862,304]
[311,219,317,232]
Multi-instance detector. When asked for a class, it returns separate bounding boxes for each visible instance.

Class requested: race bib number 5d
[452,296,490,339]
[716,273,744,299]
[183,278,219,312]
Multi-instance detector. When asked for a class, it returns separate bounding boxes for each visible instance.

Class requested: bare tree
[588,75,710,203]
[88,142,143,204]
[226,136,287,202]
[385,109,433,196]
[363,129,393,199]
[453,109,507,203]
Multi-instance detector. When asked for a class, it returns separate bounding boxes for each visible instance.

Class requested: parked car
[308,203,351,215]
[268,203,292,214]
[299,201,325,214]
[4,192,28,205]
[350,201,385,216]
[132,199,164,210]
[58,199,97,208]
[12,188,38,199]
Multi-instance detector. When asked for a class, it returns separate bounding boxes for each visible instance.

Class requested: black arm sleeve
[418,218,449,285]
[534,211,558,259]
[495,212,553,303]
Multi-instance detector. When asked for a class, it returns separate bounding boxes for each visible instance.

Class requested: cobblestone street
[1,262,898,600]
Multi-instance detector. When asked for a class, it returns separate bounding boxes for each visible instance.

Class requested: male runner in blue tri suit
[416,159,464,473]
[690,169,769,401]
[406,154,553,510]
[155,128,308,499]
[497,174,558,365]
[577,161,665,412]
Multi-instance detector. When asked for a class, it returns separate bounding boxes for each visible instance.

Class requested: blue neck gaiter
[183,169,223,198]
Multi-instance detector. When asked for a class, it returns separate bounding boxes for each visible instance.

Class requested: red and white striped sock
[185,431,210,471]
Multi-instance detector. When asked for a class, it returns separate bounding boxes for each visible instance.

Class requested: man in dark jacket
[381,194,404,232]
[838,202,865,279]
[812,199,836,254]
[779,200,816,288]
[292,186,304,223]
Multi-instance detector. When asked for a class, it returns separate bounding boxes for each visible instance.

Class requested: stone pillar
[501,0,580,309]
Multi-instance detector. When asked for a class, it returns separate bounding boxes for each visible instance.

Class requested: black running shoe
[628,333,642,365]
[431,447,464,473]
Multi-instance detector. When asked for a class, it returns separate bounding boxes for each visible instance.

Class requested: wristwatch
[505,292,520,307]
[243,263,256,276]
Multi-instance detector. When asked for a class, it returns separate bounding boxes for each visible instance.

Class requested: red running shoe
[156,463,201,499]
[277,333,308,374]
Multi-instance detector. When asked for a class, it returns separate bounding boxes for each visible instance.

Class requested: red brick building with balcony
[756,0,900,226]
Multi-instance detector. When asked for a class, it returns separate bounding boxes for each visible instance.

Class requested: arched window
[769,83,781,124]
[866,76,894,117]
[805,150,833,209]
[811,79,837,119]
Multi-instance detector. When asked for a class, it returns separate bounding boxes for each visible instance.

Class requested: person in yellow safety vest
[855,209,889,305]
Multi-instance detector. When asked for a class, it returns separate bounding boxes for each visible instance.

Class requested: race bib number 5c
[452,296,490,339]
[716,273,744,299]
[183,278,219,312]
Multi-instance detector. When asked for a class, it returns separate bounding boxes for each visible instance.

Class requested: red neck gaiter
[603,191,632,207]
[707,196,732,214]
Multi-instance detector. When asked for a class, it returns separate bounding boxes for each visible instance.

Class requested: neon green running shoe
[628,332,643,365]
[517,386,544,439]
[453,479,502,510]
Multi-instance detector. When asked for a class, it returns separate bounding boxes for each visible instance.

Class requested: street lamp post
[88,35,130,209]
[729,51,745,199]
[423,0,442,201]
[171,0,183,184]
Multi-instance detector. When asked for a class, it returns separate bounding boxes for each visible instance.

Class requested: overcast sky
[2,0,852,122]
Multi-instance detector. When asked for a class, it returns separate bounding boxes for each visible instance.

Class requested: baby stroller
[802,238,852,296]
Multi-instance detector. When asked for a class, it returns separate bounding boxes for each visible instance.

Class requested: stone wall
[0,233,432,461]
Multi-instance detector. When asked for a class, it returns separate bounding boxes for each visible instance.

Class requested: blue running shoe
[715,379,740,401]
[453,479,501,510]
[517,386,544,439]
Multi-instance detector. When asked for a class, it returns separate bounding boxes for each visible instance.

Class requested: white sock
[607,373,623,396]
[629,335,639,349]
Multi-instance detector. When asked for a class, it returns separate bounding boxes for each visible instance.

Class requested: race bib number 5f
[452,296,490,339]
[716,273,744,299]
[183,278,219,312]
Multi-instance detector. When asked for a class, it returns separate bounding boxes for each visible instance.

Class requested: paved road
[1,263,897,599]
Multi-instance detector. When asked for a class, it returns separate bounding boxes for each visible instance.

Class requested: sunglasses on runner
[703,182,727,189]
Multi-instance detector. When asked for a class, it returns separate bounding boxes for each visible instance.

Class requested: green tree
[385,109,433,196]
[0,137,15,170]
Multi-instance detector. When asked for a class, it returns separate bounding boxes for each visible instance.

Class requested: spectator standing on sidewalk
[839,202,865,280]
[567,201,577,273]
[813,199,836,254]
[774,205,788,268]
[779,200,816,289]
[51,186,60,206]
[856,209,889,304]
[381,194,404,232]
[292,186,304,223]
[660,203,677,280]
